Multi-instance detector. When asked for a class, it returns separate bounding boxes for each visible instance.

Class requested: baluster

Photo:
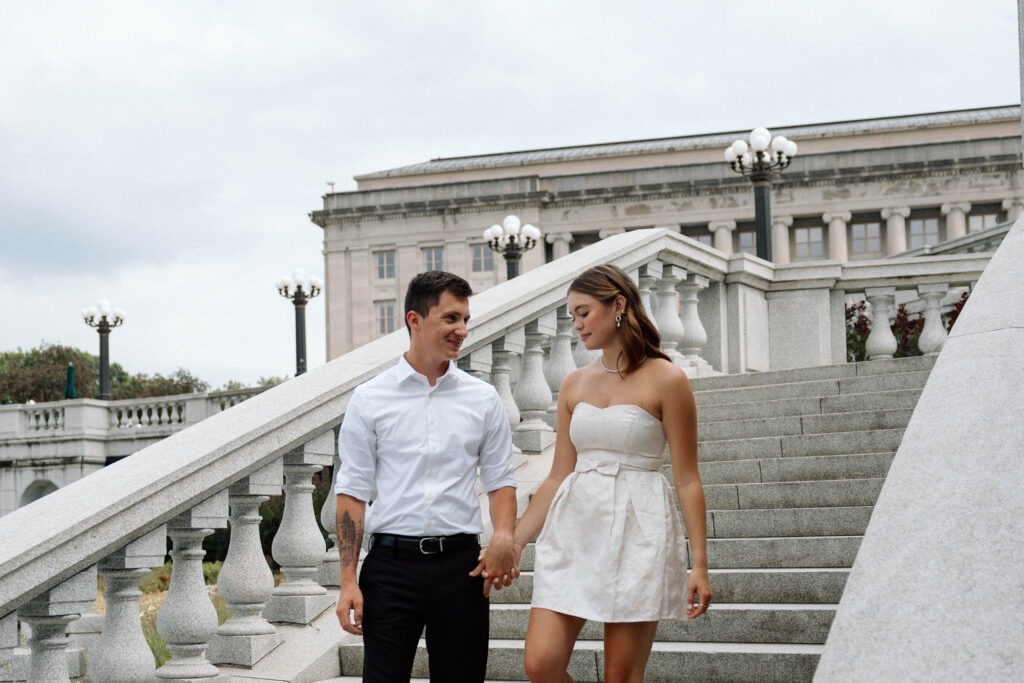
[678,274,714,376]
[457,344,493,383]
[637,262,661,328]
[654,263,688,366]
[0,612,17,678]
[491,329,525,432]
[544,307,576,429]
[263,449,334,624]
[917,284,949,355]
[318,443,342,588]
[864,287,898,360]
[513,313,556,453]
[155,490,228,680]
[208,461,283,666]
[92,526,167,682]
[17,567,96,682]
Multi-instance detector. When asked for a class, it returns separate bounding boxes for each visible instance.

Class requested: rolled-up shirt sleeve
[335,389,376,501]
[478,389,517,493]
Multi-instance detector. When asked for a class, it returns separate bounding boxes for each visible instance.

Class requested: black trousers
[359,542,489,682]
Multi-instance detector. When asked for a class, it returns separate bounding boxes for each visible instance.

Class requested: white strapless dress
[531,402,690,622]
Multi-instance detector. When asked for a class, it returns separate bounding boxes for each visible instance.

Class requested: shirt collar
[397,354,462,387]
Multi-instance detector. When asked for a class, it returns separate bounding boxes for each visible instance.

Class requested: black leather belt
[371,533,479,555]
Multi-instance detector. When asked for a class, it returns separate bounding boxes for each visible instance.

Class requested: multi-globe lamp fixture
[483,215,542,279]
[276,268,322,376]
[724,128,798,261]
[81,299,126,400]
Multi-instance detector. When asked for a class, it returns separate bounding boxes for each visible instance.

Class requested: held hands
[685,566,713,619]
[336,583,364,635]
[468,531,520,596]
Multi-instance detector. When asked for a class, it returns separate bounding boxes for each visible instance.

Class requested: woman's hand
[685,566,712,619]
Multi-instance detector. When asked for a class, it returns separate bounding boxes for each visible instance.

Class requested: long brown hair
[568,264,669,375]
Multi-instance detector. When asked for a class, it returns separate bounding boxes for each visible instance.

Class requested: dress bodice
[569,402,667,473]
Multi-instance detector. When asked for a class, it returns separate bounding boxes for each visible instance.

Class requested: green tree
[0,342,209,403]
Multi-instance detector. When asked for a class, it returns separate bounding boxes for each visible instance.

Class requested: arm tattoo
[337,510,363,569]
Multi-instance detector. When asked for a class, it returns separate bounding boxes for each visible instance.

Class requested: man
[335,270,518,682]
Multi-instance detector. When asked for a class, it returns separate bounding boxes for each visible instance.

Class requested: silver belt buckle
[418,536,444,554]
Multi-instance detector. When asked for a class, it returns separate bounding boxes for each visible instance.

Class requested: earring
[616,313,622,328]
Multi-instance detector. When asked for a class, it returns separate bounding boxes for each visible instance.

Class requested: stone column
[824,211,852,262]
[156,490,228,680]
[208,460,284,666]
[17,568,96,683]
[598,227,626,239]
[709,219,736,254]
[654,263,688,367]
[771,215,793,265]
[513,313,556,453]
[264,450,334,624]
[544,307,576,429]
[917,284,949,356]
[1002,197,1024,222]
[457,344,493,383]
[636,261,661,326]
[677,274,713,376]
[864,287,898,360]
[545,232,574,260]
[92,526,167,682]
[882,207,911,255]
[941,202,971,240]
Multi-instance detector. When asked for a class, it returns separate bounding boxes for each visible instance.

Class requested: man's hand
[469,530,517,597]
[336,583,364,635]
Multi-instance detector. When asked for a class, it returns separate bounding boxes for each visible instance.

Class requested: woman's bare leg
[523,608,586,682]
[602,621,658,683]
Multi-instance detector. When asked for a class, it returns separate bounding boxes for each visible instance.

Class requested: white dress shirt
[335,355,517,537]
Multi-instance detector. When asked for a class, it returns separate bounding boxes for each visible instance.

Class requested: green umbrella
[64,363,77,399]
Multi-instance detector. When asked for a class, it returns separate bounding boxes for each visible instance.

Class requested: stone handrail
[0,227,996,680]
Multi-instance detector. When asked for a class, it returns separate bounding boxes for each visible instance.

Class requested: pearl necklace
[599,355,646,374]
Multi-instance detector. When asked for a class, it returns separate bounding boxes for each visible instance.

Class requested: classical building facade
[311,106,1022,357]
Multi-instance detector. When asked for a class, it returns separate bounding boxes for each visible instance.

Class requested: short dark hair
[404,271,473,332]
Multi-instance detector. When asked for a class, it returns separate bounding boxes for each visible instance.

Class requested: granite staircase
[331,355,935,682]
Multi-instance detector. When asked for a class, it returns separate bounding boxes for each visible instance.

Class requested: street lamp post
[81,300,125,400]
[483,215,542,280]
[725,128,798,261]
[276,268,322,376]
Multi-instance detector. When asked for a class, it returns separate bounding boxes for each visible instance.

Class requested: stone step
[490,567,850,606]
[488,602,835,644]
[338,639,823,682]
[697,388,923,422]
[702,478,884,510]
[708,506,872,538]
[701,535,862,569]
[695,452,894,485]
[694,371,930,408]
[699,408,913,441]
[690,355,933,391]
[697,428,905,462]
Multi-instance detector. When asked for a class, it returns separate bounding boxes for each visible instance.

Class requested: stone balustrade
[0,228,995,681]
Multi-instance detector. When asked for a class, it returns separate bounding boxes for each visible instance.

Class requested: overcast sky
[1,1,1019,391]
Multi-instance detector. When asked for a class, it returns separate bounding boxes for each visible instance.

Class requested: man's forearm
[336,494,366,584]
[487,486,517,538]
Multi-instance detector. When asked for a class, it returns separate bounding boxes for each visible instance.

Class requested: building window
[851,222,882,255]
[422,246,444,271]
[909,218,939,249]
[471,244,494,272]
[794,227,824,259]
[968,213,999,232]
[375,300,397,335]
[738,231,756,255]
[696,234,712,247]
[375,251,395,279]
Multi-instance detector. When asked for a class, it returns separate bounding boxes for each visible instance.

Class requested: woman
[512,264,711,682]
